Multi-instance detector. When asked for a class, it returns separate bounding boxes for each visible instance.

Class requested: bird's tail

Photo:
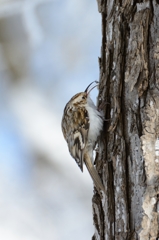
[84,153,105,193]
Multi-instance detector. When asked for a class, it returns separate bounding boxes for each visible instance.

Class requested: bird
[61,81,105,193]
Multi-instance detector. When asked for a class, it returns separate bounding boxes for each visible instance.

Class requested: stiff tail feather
[84,153,105,193]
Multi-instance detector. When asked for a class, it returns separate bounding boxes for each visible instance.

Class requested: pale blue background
[0,1,101,239]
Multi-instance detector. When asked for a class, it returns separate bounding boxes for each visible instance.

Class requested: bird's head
[69,81,98,106]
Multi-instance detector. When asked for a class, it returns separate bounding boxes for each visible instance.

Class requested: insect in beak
[84,81,99,95]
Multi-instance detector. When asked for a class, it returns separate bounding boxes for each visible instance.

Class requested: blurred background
[0,0,101,239]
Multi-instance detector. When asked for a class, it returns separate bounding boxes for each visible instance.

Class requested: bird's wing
[62,106,89,172]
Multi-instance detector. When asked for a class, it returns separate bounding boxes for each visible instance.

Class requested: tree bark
[93,1,159,239]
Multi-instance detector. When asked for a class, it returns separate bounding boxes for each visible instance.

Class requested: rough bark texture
[93,1,159,239]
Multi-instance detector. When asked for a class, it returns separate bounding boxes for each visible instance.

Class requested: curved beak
[84,81,99,95]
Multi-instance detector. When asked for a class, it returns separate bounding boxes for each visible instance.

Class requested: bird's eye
[82,96,85,99]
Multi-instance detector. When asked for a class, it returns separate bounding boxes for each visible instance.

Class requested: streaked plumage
[61,82,105,192]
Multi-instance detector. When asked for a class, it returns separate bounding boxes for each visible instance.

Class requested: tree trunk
[93,1,159,239]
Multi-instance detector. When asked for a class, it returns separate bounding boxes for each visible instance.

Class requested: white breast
[85,96,103,145]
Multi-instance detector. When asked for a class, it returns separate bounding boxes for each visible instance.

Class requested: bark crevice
[94,0,159,239]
